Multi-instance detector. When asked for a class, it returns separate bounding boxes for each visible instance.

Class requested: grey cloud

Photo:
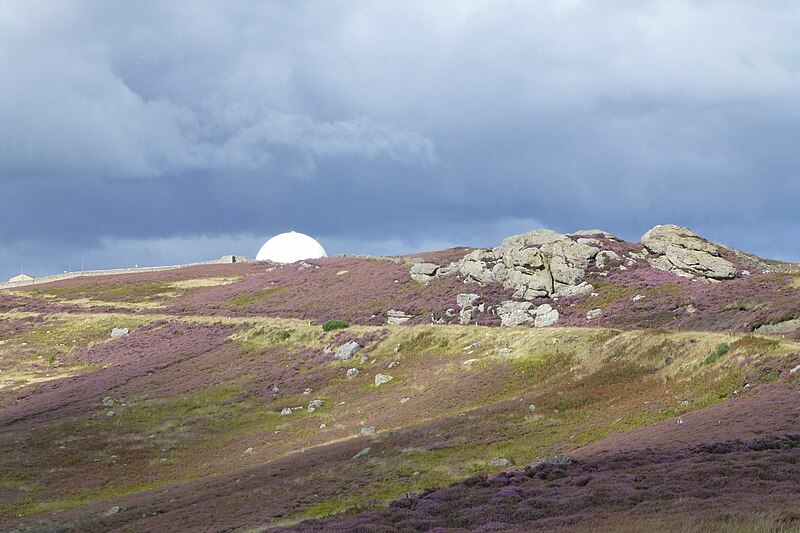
[1,0,799,280]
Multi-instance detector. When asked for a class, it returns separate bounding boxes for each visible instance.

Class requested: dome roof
[256,231,327,264]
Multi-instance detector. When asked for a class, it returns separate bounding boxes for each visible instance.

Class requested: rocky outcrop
[455,229,601,300]
[755,319,800,335]
[641,225,736,281]
[456,293,482,325]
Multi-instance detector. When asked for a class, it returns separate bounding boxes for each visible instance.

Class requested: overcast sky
[2,1,799,280]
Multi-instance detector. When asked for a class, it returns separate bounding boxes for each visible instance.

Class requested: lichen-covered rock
[573,229,618,239]
[497,301,559,327]
[533,304,559,327]
[334,341,362,360]
[595,250,621,270]
[409,262,440,283]
[554,281,594,298]
[641,225,737,281]
[497,300,534,327]
[386,309,412,325]
[110,327,129,339]
[754,319,800,335]
[457,293,481,325]
[374,374,393,387]
[586,308,603,321]
[448,229,601,300]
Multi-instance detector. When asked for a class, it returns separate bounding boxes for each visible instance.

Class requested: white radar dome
[256,231,328,264]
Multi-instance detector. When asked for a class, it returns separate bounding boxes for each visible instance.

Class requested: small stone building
[8,273,35,283]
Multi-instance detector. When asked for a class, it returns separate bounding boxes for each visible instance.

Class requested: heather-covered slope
[2,227,800,532]
[2,311,800,531]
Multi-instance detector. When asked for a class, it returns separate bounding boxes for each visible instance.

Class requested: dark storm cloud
[1,0,799,279]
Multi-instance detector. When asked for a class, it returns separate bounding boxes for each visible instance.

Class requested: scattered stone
[360,426,376,436]
[586,308,603,321]
[110,327,129,339]
[528,404,536,413]
[497,300,559,327]
[352,447,371,459]
[488,458,509,467]
[742,270,751,276]
[307,399,324,412]
[400,397,410,403]
[320,423,327,429]
[106,410,116,417]
[463,358,479,366]
[641,224,736,281]
[387,361,400,369]
[244,447,253,454]
[410,262,440,283]
[280,407,293,416]
[498,348,513,356]
[498,300,534,327]
[334,341,362,361]
[101,397,116,407]
[346,368,359,379]
[374,374,394,387]
[271,385,280,393]
[0,340,7,346]
[303,388,313,395]
[529,454,572,469]
[632,294,646,302]
[412,471,420,476]
[790,364,800,375]
[103,505,121,517]
[360,355,368,364]
[533,304,559,328]
[386,309,413,325]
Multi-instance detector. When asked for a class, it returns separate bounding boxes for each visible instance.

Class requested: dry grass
[168,276,243,289]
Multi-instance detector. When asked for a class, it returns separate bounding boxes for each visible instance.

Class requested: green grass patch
[704,342,730,365]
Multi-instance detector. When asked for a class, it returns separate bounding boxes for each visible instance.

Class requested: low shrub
[322,319,350,332]
[704,342,730,365]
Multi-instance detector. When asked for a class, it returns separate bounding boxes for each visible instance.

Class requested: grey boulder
[641,225,736,281]
[334,341,362,361]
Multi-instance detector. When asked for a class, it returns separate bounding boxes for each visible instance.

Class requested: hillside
[1,225,800,532]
